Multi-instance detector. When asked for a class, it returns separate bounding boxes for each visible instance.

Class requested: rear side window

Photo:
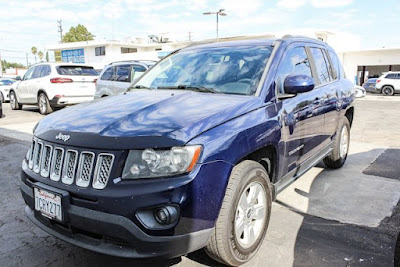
[275,46,312,93]
[32,65,44,79]
[328,51,339,79]
[131,65,147,81]
[100,67,114,81]
[310,48,331,85]
[115,65,131,82]
[57,66,98,76]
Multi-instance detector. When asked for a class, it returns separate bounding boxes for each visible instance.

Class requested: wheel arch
[345,106,354,128]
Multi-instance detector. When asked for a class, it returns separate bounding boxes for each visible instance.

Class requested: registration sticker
[34,187,63,221]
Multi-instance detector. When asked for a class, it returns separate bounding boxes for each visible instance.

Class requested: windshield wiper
[157,84,217,94]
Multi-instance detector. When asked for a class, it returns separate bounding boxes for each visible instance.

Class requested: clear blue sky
[0,0,399,65]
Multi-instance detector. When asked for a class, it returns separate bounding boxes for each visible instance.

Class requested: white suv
[375,72,400,96]
[94,60,155,99]
[9,63,98,114]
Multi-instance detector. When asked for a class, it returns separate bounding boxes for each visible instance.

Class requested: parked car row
[0,78,17,102]
[7,60,155,115]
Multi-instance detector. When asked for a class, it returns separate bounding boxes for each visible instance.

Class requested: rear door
[55,65,98,97]
[111,64,132,95]
[97,66,114,97]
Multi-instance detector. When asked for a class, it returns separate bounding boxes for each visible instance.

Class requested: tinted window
[32,65,43,79]
[275,46,312,93]
[310,48,331,84]
[115,65,131,82]
[41,65,51,77]
[386,73,396,79]
[328,51,339,79]
[131,65,147,81]
[57,66,98,76]
[121,47,137,54]
[100,67,114,81]
[95,46,105,56]
[24,67,36,80]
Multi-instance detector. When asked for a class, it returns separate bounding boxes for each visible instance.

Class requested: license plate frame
[33,183,69,222]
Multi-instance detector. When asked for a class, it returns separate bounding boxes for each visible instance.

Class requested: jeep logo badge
[55,133,70,142]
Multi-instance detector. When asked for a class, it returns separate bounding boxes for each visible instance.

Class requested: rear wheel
[9,91,22,110]
[382,86,394,96]
[38,93,53,115]
[324,117,350,169]
[0,92,4,103]
[205,160,272,266]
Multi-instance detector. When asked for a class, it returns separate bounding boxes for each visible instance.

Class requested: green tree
[62,24,94,43]
[45,51,49,62]
[31,46,37,63]
[1,60,25,72]
[38,51,44,61]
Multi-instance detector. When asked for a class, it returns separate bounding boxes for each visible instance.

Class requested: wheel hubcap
[339,126,349,158]
[235,181,267,249]
[10,93,15,106]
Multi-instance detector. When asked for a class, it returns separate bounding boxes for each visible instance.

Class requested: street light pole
[203,9,227,42]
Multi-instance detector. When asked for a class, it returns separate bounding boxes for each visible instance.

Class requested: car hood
[34,90,261,149]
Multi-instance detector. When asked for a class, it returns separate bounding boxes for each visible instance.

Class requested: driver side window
[23,67,36,81]
[275,47,312,93]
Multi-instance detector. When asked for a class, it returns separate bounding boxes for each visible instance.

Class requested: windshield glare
[131,45,273,95]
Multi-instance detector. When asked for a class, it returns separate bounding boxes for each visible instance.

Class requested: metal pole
[216,13,219,42]
[26,53,29,68]
[0,51,2,77]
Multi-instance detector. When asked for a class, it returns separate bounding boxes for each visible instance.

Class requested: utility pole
[26,53,29,68]
[0,51,2,77]
[57,20,63,43]
[188,32,193,42]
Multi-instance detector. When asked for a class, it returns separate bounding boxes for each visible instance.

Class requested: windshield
[129,45,273,95]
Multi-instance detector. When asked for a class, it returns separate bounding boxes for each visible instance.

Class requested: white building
[46,39,191,70]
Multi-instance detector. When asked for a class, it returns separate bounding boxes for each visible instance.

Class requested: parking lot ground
[0,94,399,266]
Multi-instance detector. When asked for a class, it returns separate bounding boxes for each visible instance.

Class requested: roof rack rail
[281,34,318,41]
[108,60,158,66]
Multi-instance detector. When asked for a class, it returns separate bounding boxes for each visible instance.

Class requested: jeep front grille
[28,139,115,189]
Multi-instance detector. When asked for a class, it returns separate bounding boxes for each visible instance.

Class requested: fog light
[154,206,178,225]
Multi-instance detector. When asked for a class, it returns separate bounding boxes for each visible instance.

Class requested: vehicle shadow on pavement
[286,149,400,266]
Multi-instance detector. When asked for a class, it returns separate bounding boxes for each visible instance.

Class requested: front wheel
[9,91,22,110]
[205,160,272,266]
[382,86,394,96]
[38,93,53,115]
[324,117,350,169]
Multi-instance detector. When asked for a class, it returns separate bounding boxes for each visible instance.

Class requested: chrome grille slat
[92,154,114,190]
[50,147,64,181]
[62,150,78,185]
[33,142,43,173]
[76,152,95,188]
[40,145,53,177]
[29,139,114,190]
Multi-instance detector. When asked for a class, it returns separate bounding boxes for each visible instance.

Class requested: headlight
[122,145,202,179]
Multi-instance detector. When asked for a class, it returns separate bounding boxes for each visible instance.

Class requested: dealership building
[46,32,400,85]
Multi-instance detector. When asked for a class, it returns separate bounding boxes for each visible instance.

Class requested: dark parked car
[20,36,354,266]
[362,78,378,93]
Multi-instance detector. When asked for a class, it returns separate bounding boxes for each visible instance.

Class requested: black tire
[38,93,53,115]
[0,92,4,103]
[382,86,394,96]
[395,232,400,267]
[205,160,272,266]
[9,91,22,110]
[324,117,350,169]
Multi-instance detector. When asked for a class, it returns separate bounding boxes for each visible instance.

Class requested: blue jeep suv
[20,36,354,266]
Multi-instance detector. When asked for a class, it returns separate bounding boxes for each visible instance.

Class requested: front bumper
[20,157,233,258]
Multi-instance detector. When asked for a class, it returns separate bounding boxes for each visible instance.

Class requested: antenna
[57,20,63,43]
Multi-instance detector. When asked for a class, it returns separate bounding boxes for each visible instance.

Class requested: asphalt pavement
[0,95,399,266]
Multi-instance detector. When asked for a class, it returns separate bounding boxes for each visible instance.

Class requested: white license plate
[34,187,63,221]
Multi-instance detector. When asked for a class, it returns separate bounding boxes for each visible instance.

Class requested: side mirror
[15,76,21,81]
[284,74,315,94]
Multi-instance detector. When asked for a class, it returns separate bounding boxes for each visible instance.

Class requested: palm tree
[31,46,37,63]
[38,51,44,62]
